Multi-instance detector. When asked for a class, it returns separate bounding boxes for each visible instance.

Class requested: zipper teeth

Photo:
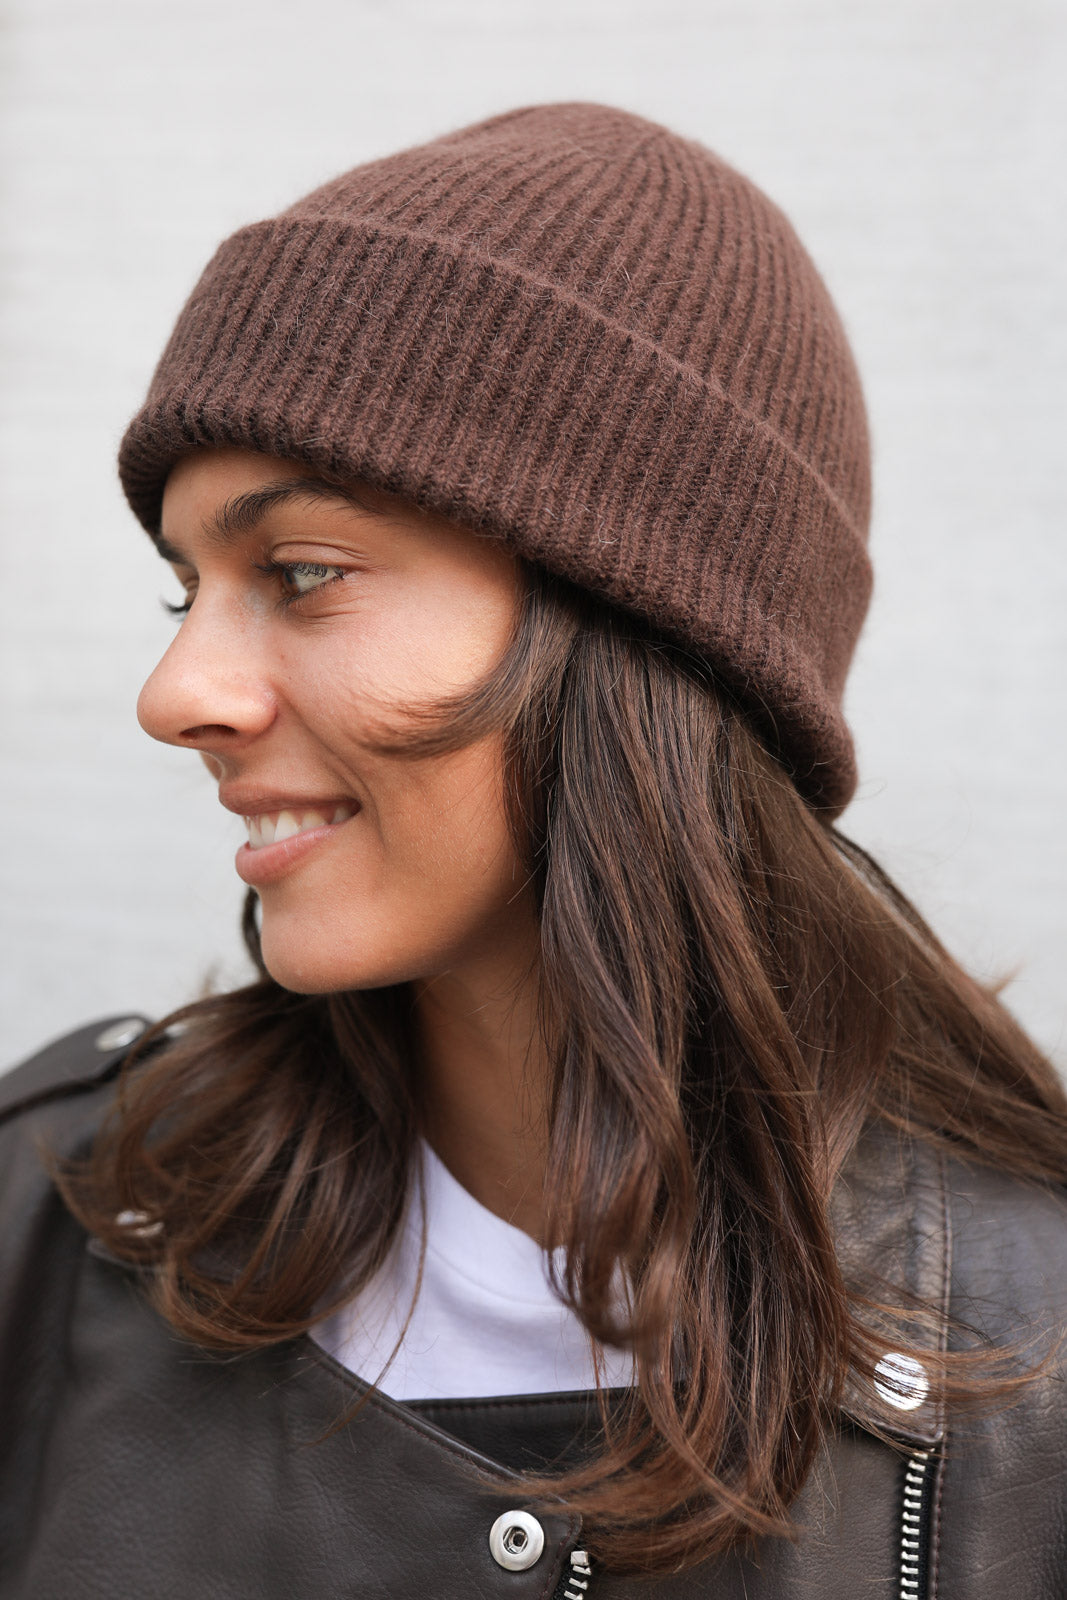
[562,1549,592,1599]
[900,1450,931,1599]
[558,1455,932,1600]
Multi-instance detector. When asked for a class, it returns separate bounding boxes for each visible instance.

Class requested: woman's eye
[159,562,346,620]
[281,560,344,596]
[255,559,347,601]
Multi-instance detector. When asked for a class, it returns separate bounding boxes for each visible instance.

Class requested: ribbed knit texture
[118,102,872,812]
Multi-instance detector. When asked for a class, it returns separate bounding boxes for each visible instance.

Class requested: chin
[260,946,388,995]
[257,919,427,995]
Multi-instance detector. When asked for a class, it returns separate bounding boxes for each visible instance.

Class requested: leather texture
[407,1391,625,1475]
[2,1021,1066,1599]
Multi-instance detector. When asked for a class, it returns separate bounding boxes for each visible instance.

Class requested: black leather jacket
[2,1018,1066,1599]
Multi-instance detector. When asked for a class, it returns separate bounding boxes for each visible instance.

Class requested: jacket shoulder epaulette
[0,1016,153,1126]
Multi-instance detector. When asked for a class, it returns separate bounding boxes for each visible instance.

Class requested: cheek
[297,634,514,886]
[256,736,529,993]
[295,565,517,725]
[256,596,529,991]
[376,741,525,920]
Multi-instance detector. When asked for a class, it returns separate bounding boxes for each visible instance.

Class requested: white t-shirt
[311,1141,634,1400]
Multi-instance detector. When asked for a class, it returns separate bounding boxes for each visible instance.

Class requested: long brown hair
[63,556,1067,1572]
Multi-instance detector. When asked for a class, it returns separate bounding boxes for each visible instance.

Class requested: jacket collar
[86,1119,952,1451]
[830,1124,950,1448]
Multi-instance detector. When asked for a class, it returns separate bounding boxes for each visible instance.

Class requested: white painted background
[1,0,1064,1069]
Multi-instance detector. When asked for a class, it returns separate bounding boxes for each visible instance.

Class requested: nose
[137,601,276,753]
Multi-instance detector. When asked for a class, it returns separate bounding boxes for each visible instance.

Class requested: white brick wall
[1,0,1064,1066]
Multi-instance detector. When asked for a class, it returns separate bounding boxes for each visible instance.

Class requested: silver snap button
[95,1018,146,1052]
[489,1510,545,1572]
[115,1209,163,1239]
[874,1351,929,1411]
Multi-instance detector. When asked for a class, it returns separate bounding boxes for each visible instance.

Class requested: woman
[2,102,1066,1599]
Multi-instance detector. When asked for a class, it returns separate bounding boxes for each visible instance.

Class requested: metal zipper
[552,1548,593,1600]
[900,1448,936,1599]
[549,1448,936,1600]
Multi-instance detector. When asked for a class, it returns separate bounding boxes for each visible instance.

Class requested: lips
[244,804,357,850]
[228,796,361,889]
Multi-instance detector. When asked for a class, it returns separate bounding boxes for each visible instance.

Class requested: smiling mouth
[244,804,357,850]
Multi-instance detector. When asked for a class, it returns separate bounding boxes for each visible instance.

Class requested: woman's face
[139,447,534,994]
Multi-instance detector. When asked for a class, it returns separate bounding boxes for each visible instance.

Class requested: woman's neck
[412,927,552,1243]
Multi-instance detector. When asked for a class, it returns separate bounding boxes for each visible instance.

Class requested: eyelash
[162,560,347,619]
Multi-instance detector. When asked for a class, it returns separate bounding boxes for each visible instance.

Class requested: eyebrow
[154,476,392,564]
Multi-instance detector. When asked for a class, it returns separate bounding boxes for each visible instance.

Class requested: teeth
[243,804,356,850]
[246,814,274,848]
[273,809,301,844]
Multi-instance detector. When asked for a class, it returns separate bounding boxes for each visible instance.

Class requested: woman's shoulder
[836,1117,1067,1336]
[1,1015,150,1119]
[831,1119,1067,1598]
[0,1016,152,1229]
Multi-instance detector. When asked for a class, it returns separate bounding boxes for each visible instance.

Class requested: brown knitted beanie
[118,102,872,813]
